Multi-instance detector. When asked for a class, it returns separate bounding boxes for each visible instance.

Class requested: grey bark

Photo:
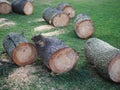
[56,2,70,11]
[0,0,11,4]
[74,14,91,26]
[84,38,120,80]
[12,0,33,15]
[3,32,28,58]
[42,7,63,25]
[32,35,69,68]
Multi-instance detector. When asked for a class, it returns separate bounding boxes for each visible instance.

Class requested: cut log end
[52,13,69,27]
[13,43,37,66]
[75,20,94,39]
[49,48,79,74]
[63,6,75,18]
[109,55,120,83]
[0,3,11,14]
[23,2,34,15]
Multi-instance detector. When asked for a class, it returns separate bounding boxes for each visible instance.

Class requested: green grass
[0,0,120,90]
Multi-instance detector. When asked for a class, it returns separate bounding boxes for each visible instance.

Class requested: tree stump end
[75,20,94,38]
[0,1,12,14]
[13,43,37,66]
[109,55,120,83]
[52,13,69,27]
[49,47,79,74]
[23,1,34,15]
[63,6,75,18]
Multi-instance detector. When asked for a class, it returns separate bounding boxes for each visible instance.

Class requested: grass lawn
[0,0,120,90]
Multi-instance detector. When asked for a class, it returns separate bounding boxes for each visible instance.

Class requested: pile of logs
[0,0,34,15]
[1,1,120,84]
[2,33,79,74]
[84,38,120,83]
[43,2,76,27]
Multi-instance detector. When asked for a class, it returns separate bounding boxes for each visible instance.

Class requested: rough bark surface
[3,32,37,66]
[32,35,79,74]
[57,2,75,18]
[74,14,94,39]
[3,32,28,58]
[12,0,34,15]
[42,7,69,27]
[84,38,120,82]
[0,0,12,14]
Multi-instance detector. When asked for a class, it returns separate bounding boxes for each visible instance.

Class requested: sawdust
[41,29,66,37]
[28,18,45,23]
[6,65,37,90]
[34,25,55,32]
[0,18,15,28]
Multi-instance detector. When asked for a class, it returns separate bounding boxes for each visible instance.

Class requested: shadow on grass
[0,62,18,78]
[33,60,120,90]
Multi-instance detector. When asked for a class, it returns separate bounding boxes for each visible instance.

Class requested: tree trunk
[3,32,37,66]
[84,38,120,83]
[0,0,12,14]
[12,0,34,15]
[74,14,94,39]
[57,2,75,18]
[32,35,79,74]
[42,7,69,27]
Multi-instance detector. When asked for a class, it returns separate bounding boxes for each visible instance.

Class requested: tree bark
[12,0,34,15]
[57,2,75,18]
[3,32,37,66]
[42,7,69,27]
[32,35,79,74]
[74,14,94,39]
[0,0,12,14]
[84,38,120,83]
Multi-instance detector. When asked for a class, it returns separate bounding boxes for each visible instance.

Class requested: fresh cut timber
[12,0,34,15]
[84,38,120,83]
[32,35,79,74]
[74,14,94,39]
[3,32,37,66]
[43,7,69,27]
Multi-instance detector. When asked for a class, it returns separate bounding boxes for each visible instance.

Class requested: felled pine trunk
[57,2,75,18]
[84,38,120,83]
[12,0,34,15]
[32,35,79,74]
[42,7,69,27]
[74,14,94,39]
[3,32,37,66]
[0,0,12,14]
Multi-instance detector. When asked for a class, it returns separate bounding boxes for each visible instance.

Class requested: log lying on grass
[43,7,69,27]
[32,35,79,74]
[74,14,94,39]
[84,38,120,83]
[57,2,75,18]
[12,0,34,15]
[0,0,12,14]
[3,32,37,66]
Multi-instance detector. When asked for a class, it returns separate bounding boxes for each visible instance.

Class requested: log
[12,0,34,15]
[3,32,37,66]
[0,0,12,14]
[74,14,94,39]
[32,35,79,74]
[42,7,69,27]
[57,2,75,18]
[84,38,120,83]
